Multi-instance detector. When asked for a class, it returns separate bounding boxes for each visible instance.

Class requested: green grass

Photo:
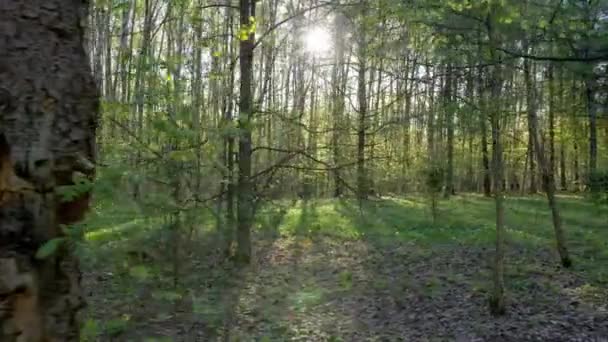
[82,193,608,340]
[85,194,608,283]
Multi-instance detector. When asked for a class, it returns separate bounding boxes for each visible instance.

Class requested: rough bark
[0,1,98,340]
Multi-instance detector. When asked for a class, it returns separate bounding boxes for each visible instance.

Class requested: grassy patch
[82,194,608,339]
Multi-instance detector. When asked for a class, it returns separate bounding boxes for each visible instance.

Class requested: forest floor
[82,194,608,341]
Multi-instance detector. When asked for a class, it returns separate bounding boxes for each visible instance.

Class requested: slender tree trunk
[444,64,455,198]
[465,64,475,191]
[125,0,137,103]
[559,72,568,191]
[527,77,537,195]
[104,3,113,100]
[585,78,598,193]
[548,64,556,185]
[356,2,368,199]
[115,2,131,102]
[528,136,537,193]
[401,56,414,193]
[570,81,581,190]
[560,145,567,191]
[574,138,580,189]
[477,65,492,197]
[220,8,236,254]
[0,1,98,339]
[236,0,256,264]
[524,56,572,268]
[486,16,506,316]
[427,67,436,159]
[331,10,346,197]
[92,5,103,90]
[489,70,506,316]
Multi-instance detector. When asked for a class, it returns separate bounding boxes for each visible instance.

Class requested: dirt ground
[84,232,608,341]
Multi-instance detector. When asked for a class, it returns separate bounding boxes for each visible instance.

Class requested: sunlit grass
[85,219,146,242]
[82,193,607,339]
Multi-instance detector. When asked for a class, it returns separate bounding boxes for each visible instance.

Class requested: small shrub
[423,165,444,224]
[588,170,608,202]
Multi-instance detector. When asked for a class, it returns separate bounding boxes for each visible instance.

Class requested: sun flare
[303,27,332,54]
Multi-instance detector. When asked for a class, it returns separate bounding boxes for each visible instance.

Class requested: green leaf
[239,28,249,41]
[36,237,67,260]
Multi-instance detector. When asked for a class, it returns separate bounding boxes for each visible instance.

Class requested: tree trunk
[548,64,556,181]
[103,2,113,100]
[220,7,236,255]
[117,0,132,102]
[489,70,506,316]
[0,1,98,340]
[444,64,455,198]
[486,16,506,316]
[558,73,567,191]
[524,57,572,268]
[331,9,346,197]
[236,0,256,264]
[526,62,544,194]
[356,2,368,200]
[477,65,492,197]
[585,78,598,193]
[427,66,436,161]
[401,56,414,193]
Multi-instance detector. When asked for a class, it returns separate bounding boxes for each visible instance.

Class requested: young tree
[524,55,572,267]
[0,1,98,339]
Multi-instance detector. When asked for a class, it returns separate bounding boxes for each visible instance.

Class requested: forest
[0,0,607,341]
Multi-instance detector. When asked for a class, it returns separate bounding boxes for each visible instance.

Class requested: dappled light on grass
[278,201,364,240]
[85,219,147,242]
[563,284,608,310]
[506,228,548,245]
[82,195,608,340]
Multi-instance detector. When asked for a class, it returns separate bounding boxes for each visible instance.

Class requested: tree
[356,1,369,200]
[523,53,572,268]
[485,7,507,316]
[0,1,98,339]
[236,0,257,264]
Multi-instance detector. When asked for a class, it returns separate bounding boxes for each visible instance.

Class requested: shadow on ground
[83,195,608,341]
